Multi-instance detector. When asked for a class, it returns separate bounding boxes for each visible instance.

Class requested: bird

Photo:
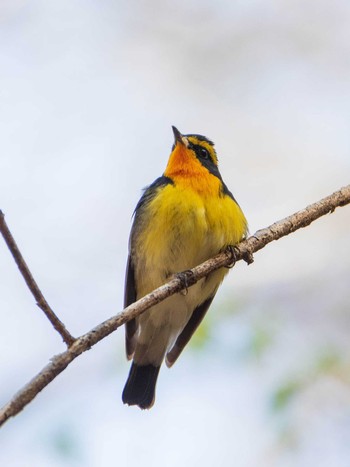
[122,126,248,409]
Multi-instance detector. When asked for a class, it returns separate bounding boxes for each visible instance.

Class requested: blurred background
[0,0,350,466]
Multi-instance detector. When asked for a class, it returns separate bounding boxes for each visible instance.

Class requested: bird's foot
[225,245,239,268]
[226,244,254,267]
[176,270,195,296]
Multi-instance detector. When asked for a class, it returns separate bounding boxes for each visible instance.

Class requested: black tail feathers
[122,363,160,409]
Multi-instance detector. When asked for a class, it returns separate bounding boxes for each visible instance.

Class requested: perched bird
[122,126,248,409]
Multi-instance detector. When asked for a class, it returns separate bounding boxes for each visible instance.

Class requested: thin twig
[0,211,75,346]
[0,184,349,427]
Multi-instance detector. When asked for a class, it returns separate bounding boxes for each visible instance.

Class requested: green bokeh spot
[272,380,301,412]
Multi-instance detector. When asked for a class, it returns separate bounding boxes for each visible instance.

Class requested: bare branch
[0,211,75,346]
[0,184,349,426]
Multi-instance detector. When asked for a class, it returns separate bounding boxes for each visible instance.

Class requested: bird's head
[164,126,220,180]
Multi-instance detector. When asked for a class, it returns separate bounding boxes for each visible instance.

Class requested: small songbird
[122,127,248,409]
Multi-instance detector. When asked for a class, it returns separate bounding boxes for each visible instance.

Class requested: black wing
[124,255,138,359]
[165,294,216,367]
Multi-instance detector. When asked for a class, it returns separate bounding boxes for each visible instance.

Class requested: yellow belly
[133,182,247,298]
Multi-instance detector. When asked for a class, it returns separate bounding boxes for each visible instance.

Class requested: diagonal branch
[0,184,349,427]
[0,211,75,346]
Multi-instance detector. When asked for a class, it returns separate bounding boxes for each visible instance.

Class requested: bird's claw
[225,245,239,268]
[176,270,195,295]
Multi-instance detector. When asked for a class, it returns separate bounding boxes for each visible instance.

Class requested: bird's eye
[199,147,210,160]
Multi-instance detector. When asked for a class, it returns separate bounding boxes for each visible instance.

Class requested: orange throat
[164,144,221,196]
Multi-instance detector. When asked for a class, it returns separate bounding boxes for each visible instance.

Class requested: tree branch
[0,184,349,427]
[0,211,75,346]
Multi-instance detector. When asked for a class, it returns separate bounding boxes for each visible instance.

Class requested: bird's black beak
[172,126,189,148]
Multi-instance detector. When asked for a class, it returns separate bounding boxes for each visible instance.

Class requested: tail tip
[122,363,160,410]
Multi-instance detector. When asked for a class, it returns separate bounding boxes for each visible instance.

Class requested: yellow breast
[133,172,247,296]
